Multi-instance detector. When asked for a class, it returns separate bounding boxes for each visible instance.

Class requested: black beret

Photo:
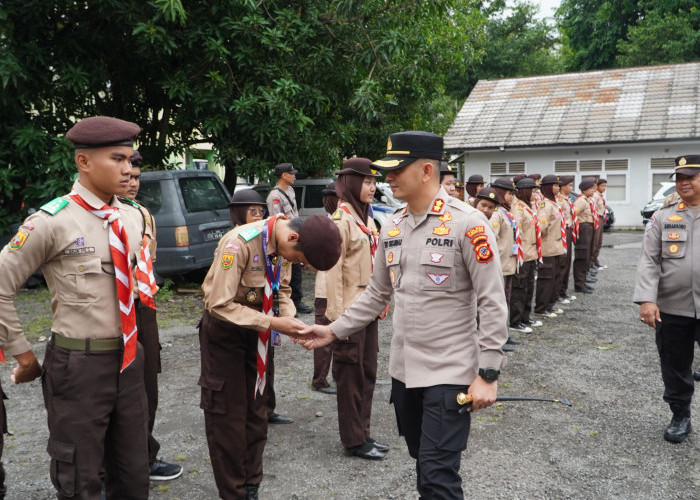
[229,189,265,207]
[540,174,560,185]
[596,178,607,185]
[274,163,298,176]
[299,214,342,271]
[336,157,381,177]
[66,116,140,148]
[440,161,454,174]
[467,174,486,184]
[527,173,541,181]
[372,131,443,171]
[579,178,597,191]
[131,151,143,167]
[322,181,337,196]
[515,177,536,189]
[475,187,501,205]
[674,155,700,176]
[558,175,575,185]
[491,177,516,191]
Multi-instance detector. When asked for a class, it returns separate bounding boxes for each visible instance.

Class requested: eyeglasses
[247,208,265,216]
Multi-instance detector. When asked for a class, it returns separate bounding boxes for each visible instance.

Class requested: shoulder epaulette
[40,197,68,215]
[118,196,141,208]
[238,227,261,242]
[332,209,343,221]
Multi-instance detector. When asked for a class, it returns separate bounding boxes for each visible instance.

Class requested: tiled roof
[444,62,700,151]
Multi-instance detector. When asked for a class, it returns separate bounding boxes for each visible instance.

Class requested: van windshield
[179,177,231,212]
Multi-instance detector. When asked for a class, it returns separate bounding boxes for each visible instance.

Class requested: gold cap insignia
[373,159,401,168]
[387,137,392,152]
[680,157,687,166]
[489,192,495,199]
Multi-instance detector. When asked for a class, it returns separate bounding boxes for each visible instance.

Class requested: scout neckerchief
[589,196,600,230]
[257,216,282,396]
[501,207,523,269]
[572,205,579,243]
[337,202,377,260]
[556,202,567,254]
[69,192,146,372]
[520,201,542,263]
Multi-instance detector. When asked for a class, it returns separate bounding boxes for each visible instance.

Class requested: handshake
[268,316,337,350]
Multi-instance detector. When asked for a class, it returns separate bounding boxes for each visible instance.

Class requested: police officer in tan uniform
[124,151,183,481]
[635,155,700,444]
[199,214,341,500]
[300,131,508,499]
[0,116,150,499]
[573,178,598,294]
[535,175,566,317]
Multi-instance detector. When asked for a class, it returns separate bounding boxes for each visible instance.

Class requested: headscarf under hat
[335,157,377,223]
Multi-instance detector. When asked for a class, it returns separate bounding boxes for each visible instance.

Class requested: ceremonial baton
[456,393,572,413]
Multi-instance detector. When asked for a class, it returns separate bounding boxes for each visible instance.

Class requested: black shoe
[585,276,597,283]
[506,336,522,345]
[575,285,593,294]
[268,412,294,424]
[294,302,313,314]
[664,416,692,443]
[312,385,337,394]
[694,371,700,382]
[245,484,260,500]
[366,437,389,452]
[501,344,515,352]
[149,459,183,481]
[346,442,385,460]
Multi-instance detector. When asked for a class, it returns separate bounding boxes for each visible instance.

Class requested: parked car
[250,178,399,230]
[641,182,676,225]
[138,170,233,277]
[567,192,615,231]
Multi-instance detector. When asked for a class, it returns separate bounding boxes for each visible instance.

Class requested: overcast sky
[532,0,561,19]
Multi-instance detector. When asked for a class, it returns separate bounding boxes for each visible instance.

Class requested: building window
[490,161,526,176]
[552,158,629,202]
[650,157,675,198]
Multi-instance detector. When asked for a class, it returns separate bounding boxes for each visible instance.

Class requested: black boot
[245,484,260,500]
[664,404,692,443]
[693,371,700,382]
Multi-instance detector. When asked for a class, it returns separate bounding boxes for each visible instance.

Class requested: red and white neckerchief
[571,203,579,243]
[69,192,149,371]
[258,216,282,396]
[590,196,600,230]
[601,196,607,223]
[521,201,542,263]
[134,236,157,308]
[557,204,567,254]
[502,208,523,269]
[338,202,377,261]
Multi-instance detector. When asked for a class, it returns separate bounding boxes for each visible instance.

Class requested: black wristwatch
[478,367,500,383]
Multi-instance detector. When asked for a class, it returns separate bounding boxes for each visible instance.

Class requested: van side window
[138,181,163,213]
[179,178,230,213]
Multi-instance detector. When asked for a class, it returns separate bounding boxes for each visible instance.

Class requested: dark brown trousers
[331,319,379,448]
[558,228,574,297]
[199,310,268,499]
[312,298,333,389]
[266,340,276,415]
[135,300,161,466]
[591,216,605,266]
[535,255,562,313]
[0,383,7,499]
[42,341,149,500]
[510,260,536,326]
[574,223,595,288]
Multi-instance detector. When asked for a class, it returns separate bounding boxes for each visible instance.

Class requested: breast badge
[667,232,680,240]
[426,273,450,285]
[221,253,235,270]
[9,228,29,250]
[667,215,683,222]
[246,289,257,302]
[387,227,401,238]
[432,223,450,236]
[678,202,686,210]
[438,211,452,223]
[387,251,394,264]
[429,252,444,263]
[669,244,680,254]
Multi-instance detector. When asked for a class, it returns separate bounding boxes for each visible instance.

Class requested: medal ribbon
[69,192,141,372]
[257,216,282,396]
[502,207,523,269]
[522,203,542,263]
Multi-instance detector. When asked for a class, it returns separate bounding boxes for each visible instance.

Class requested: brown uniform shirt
[490,207,517,276]
[202,218,294,331]
[556,194,574,228]
[634,200,700,317]
[0,181,144,355]
[329,187,508,388]
[325,204,377,321]
[537,198,565,258]
[512,199,538,263]
[266,185,298,219]
[574,195,595,223]
[593,191,606,219]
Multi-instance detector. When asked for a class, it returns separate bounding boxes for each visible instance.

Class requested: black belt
[51,332,123,352]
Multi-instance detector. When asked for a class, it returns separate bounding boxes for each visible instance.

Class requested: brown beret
[579,178,596,191]
[66,116,140,148]
[298,214,342,271]
[131,151,143,167]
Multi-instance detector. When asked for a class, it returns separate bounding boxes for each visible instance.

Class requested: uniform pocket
[419,249,456,291]
[58,256,103,303]
[438,389,471,452]
[198,374,226,414]
[332,337,360,364]
[661,230,687,259]
[538,259,554,279]
[47,439,77,497]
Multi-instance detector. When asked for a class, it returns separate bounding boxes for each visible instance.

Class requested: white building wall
[453,140,700,228]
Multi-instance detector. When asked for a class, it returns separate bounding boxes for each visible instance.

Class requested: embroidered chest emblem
[667,215,683,222]
[426,273,450,285]
[667,232,680,240]
[387,251,394,263]
[429,252,444,263]
[432,223,450,236]
[669,244,680,254]
[438,211,452,223]
[678,202,686,210]
[387,227,401,237]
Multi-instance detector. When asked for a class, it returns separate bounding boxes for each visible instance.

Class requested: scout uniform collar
[71,180,122,210]
[264,214,288,259]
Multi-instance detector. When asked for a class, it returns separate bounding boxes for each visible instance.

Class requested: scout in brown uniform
[535,175,566,317]
[465,174,486,204]
[300,131,508,499]
[591,178,608,270]
[573,178,597,294]
[440,161,457,197]
[199,214,341,500]
[311,182,338,395]
[123,152,183,481]
[634,155,700,443]
[325,159,388,460]
[0,116,150,499]
[556,176,577,303]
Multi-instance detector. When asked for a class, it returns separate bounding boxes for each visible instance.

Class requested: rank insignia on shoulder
[438,211,452,223]
[387,227,401,238]
[41,197,68,215]
[238,227,261,242]
[431,199,445,213]
[432,223,450,236]
[667,215,683,222]
[332,209,343,220]
[221,253,234,270]
[667,232,680,240]
[426,273,450,285]
[9,228,29,250]
[669,243,679,254]
[466,225,485,238]
[678,202,686,210]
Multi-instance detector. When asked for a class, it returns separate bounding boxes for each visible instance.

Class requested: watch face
[481,368,499,382]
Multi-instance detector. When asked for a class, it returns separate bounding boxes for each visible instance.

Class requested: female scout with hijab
[489,178,521,349]
[325,157,389,460]
[509,177,543,333]
[534,175,566,317]
[465,174,486,204]
[311,182,339,395]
